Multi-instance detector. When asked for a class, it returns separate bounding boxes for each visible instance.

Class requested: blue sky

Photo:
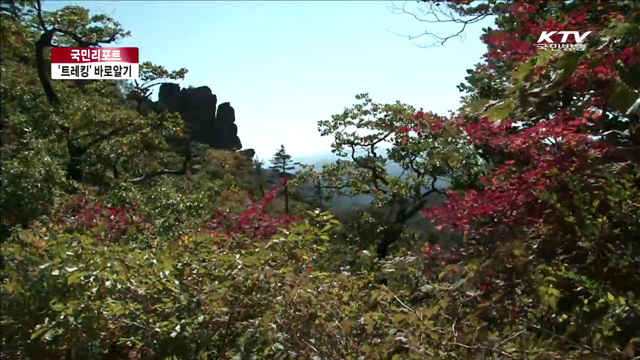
[44,1,494,161]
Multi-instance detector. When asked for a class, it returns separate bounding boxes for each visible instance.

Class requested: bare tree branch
[386,0,494,48]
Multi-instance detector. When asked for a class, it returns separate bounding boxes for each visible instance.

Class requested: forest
[1,0,639,359]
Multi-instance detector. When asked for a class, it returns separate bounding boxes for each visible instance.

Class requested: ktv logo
[536,31,592,52]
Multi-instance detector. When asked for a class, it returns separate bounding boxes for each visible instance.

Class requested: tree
[425,0,640,234]
[253,156,265,197]
[312,178,324,209]
[387,0,499,48]
[417,0,640,353]
[296,94,484,258]
[4,0,640,358]
[269,145,298,214]
[0,1,195,227]
[0,0,33,20]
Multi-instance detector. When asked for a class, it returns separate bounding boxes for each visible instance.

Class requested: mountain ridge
[256,151,450,220]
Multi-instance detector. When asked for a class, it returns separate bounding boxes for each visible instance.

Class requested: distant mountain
[295,152,341,168]
[252,151,459,248]
[287,151,450,217]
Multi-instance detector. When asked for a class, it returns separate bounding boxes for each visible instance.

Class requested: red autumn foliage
[422,243,441,255]
[205,186,300,241]
[422,0,638,240]
[397,126,410,134]
[393,109,452,147]
[55,189,147,242]
[481,1,639,95]
[425,111,614,239]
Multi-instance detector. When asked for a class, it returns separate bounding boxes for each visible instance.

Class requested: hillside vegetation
[1,1,639,359]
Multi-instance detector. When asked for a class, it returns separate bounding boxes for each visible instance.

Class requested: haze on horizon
[44,1,494,161]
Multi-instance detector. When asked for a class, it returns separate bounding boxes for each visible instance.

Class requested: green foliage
[2,1,640,359]
[295,93,483,257]
[0,3,195,227]
[12,200,631,359]
[1,210,340,359]
[40,4,130,47]
[306,94,482,205]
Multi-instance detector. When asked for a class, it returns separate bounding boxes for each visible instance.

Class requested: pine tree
[269,145,298,214]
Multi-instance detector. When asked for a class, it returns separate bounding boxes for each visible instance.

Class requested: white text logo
[536,31,591,52]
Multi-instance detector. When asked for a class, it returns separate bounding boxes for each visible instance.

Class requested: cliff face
[157,83,242,150]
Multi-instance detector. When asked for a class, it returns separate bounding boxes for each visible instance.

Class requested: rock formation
[238,148,256,160]
[156,83,243,151]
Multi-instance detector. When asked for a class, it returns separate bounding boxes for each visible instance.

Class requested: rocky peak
[157,83,242,151]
